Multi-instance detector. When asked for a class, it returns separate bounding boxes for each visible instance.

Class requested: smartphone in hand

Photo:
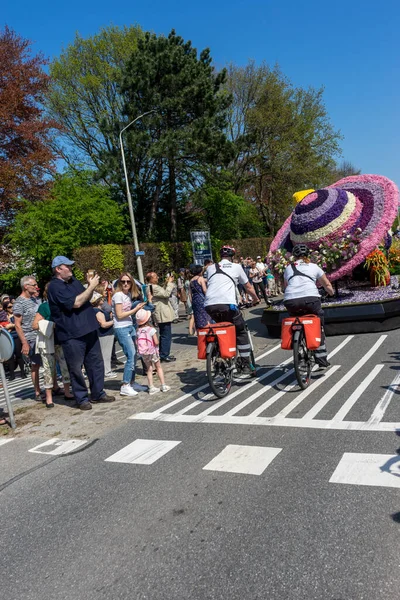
[141,284,148,303]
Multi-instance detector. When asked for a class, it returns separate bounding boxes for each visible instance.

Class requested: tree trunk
[169,159,178,241]
[149,159,162,237]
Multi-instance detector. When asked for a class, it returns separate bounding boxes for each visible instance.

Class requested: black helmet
[220,245,236,258]
[292,244,310,258]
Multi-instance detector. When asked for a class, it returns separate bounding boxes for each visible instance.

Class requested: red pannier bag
[281,315,321,351]
[197,322,236,359]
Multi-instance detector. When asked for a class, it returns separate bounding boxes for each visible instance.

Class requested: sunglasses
[120,279,131,284]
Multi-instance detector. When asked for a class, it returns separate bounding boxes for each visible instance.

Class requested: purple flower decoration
[270,175,399,280]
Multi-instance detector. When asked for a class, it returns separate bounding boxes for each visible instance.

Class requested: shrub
[73,237,274,280]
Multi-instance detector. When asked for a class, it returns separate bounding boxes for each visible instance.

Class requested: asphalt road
[2,329,400,600]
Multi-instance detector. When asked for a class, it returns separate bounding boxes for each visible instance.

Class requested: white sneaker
[148,386,160,395]
[120,384,138,397]
[131,382,148,392]
[160,385,171,392]
[105,371,118,379]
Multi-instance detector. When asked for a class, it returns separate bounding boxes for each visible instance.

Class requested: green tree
[47,25,143,172]
[111,29,233,240]
[194,186,263,239]
[7,170,127,281]
[225,63,342,235]
[326,159,361,184]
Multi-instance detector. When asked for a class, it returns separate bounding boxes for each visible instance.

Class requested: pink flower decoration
[269,175,399,281]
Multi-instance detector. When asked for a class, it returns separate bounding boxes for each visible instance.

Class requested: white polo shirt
[283,260,324,300]
[204,260,248,307]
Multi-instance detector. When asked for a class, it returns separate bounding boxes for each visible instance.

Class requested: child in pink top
[136,309,170,395]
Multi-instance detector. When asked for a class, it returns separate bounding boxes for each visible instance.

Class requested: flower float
[269,175,399,281]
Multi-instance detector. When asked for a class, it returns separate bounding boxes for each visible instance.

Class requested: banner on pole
[190,231,213,265]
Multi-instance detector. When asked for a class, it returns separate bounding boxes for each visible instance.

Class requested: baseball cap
[256,255,261,259]
[51,256,75,268]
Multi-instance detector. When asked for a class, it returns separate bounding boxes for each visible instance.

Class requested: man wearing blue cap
[47,256,115,410]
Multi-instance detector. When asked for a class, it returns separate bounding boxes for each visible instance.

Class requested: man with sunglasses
[47,256,115,410]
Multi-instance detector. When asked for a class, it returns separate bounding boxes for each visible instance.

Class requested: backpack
[137,326,155,355]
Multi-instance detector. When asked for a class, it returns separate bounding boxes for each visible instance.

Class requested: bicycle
[290,317,315,389]
[205,307,257,398]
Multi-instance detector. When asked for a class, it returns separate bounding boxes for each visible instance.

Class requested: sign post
[0,329,16,429]
[190,231,213,265]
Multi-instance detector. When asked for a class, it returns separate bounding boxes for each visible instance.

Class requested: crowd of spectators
[0,252,281,420]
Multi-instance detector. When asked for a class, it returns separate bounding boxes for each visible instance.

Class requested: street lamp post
[119,110,155,283]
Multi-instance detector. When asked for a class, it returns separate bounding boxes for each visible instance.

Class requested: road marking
[258,365,341,419]
[367,370,400,425]
[130,343,283,418]
[224,367,294,416]
[104,439,181,465]
[29,438,89,455]
[0,438,14,447]
[330,452,400,488]
[227,334,353,417]
[331,364,384,423]
[203,444,282,475]
[133,412,400,431]
[302,336,387,420]
[188,356,294,417]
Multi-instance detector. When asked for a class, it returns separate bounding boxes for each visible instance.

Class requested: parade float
[262,174,400,337]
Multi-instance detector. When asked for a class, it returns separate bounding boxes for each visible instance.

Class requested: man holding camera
[47,256,115,410]
[145,272,176,362]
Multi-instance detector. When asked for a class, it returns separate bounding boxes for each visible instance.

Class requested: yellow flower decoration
[293,189,315,205]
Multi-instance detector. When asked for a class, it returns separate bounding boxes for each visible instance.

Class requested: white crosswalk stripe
[329,453,400,488]
[104,439,181,465]
[131,334,400,431]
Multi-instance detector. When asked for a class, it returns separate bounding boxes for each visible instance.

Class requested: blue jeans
[158,322,172,359]
[114,325,136,384]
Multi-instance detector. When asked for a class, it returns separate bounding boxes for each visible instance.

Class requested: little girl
[136,309,170,395]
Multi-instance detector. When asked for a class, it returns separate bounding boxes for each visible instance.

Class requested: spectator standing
[177,269,187,311]
[32,284,74,408]
[146,272,176,362]
[203,259,213,280]
[13,275,41,400]
[266,268,277,296]
[189,264,211,333]
[47,256,115,411]
[112,273,146,397]
[169,275,180,322]
[136,309,170,395]
[0,302,25,380]
[91,292,116,380]
[249,261,269,303]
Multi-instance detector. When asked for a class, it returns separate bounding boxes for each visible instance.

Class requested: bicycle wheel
[246,326,257,377]
[293,329,312,389]
[206,340,233,398]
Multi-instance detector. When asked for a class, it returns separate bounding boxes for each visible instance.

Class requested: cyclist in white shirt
[283,244,334,368]
[204,245,259,378]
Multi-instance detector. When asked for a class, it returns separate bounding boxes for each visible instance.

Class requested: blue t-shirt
[47,276,99,342]
[94,307,114,337]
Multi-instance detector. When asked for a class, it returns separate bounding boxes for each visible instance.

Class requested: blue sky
[3,0,400,186]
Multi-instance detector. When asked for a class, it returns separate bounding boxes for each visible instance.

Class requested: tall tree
[47,25,143,171]
[115,30,233,240]
[226,64,342,235]
[7,169,127,281]
[327,159,361,183]
[0,26,58,224]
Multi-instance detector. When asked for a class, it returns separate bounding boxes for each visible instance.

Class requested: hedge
[73,237,273,281]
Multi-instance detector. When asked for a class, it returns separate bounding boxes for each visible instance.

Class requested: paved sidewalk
[0,305,274,439]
